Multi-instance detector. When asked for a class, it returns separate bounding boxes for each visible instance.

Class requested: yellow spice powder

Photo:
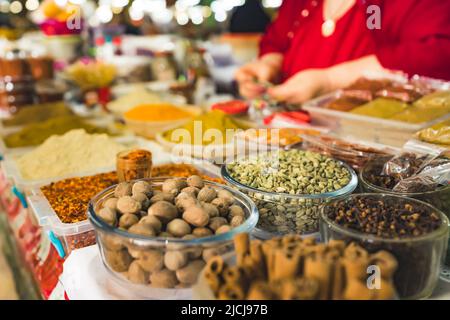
[124,103,192,121]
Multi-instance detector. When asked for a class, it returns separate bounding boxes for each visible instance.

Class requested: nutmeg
[228,205,245,218]
[167,219,191,237]
[211,198,229,217]
[137,249,164,273]
[192,227,214,237]
[132,181,153,197]
[128,223,156,237]
[164,251,189,271]
[103,197,118,210]
[119,213,139,229]
[197,186,217,202]
[175,260,205,285]
[127,260,149,284]
[139,215,162,234]
[209,217,228,231]
[230,215,245,228]
[147,201,178,223]
[114,182,132,198]
[98,207,117,226]
[132,192,151,210]
[150,192,175,204]
[181,186,199,198]
[117,196,141,214]
[217,189,235,206]
[215,225,231,234]
[187,175,204,189]
[150,269,178,288]
[183,206,210,227]
[202,202,219,218]
[162,178,187,196]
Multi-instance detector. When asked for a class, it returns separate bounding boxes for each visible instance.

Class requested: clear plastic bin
[303,90,450,147]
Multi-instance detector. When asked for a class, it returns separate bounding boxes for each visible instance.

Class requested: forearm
[325,55,386,91]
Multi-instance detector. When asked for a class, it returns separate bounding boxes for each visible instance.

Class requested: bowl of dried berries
[320,193,449,300]
[88,176,258,299]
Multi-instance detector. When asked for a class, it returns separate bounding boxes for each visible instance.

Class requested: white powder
[17,129,126,180]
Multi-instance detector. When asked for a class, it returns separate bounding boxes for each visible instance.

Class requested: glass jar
[116,149,153,183]
[320,193,449,299]
[360,157,450,267]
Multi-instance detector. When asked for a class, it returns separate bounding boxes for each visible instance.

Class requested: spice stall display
[222,149,358,237]
[196,233,397,300]
[320,194,449,299]
[303,77,450,147]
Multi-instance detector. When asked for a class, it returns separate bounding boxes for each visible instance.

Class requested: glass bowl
[88,177,258,299]
[221,159,358,239]
[360,157,450,268]
[320,193,449,300]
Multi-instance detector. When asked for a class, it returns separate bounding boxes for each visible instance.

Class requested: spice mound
[151,163,224,184]
[124,103,193,122]
[41,172,118,224]
[4,115,112,148]
[17,129,126,180]
[326,196,442,238]
[163,110,244,145]
[203,233,397,300]
[227,149,351,194]
[95,176,249,288]
[2,101,73,127]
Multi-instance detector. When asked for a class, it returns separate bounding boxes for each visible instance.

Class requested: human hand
[267,69,332,104]
[235,53,282,99]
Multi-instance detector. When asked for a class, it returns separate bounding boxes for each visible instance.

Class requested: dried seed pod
[187,175,204,189]
[217,189,235,206]
[215,225,231,235]
[147,201,178,223]
[231,215,245,228]
[183,206,210,227]
[132,181,153,197]
[103,198,118,210]
[209,217,228,231]
[162,178,187,196]
[164,251,189,271]
[211,198,229,217]
[98,207,117,226]
[114,182,132,198]
[192,227,214,237]
[197,186,217,203]
[128,223,156,237]
[181,186,199,198]
[150,192,175,204]
[137,250,164,272]
[228,205,245,218]
[117,196,142,214]
[127,260,149,284]
[119,213,139,229]
[150,269,178,288]
[202,202,220,218]
[167,219,192,237]
[176,260,206,285]
[104,249,132,272]
[132,192,151,210]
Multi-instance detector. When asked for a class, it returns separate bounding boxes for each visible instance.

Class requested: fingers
[268,84,308,104]
[239,81,266,99]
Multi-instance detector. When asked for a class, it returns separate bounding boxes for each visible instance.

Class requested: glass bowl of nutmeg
[88,176,258,299]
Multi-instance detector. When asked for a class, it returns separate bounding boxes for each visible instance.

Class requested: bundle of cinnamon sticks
[204,233,397,300]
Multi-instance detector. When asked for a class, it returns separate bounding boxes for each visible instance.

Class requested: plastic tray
[2,135,145,193]
[0,115,121,156]
[303,90,450,147]
[25,154,224,259]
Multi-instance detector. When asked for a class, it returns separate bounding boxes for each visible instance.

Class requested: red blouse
[260,0,450,81]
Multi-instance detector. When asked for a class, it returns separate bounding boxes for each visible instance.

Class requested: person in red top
[236,0,450,104]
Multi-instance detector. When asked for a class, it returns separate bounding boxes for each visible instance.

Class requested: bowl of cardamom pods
[221,149,358,239]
